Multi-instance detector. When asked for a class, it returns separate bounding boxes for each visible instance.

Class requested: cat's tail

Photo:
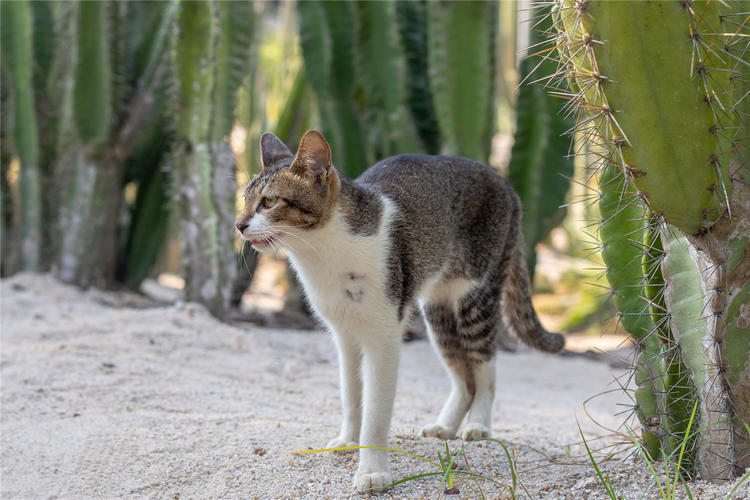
[501,242,565,354]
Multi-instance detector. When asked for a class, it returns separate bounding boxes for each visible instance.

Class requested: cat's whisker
[269,228,321,259]
[268,235,283,258]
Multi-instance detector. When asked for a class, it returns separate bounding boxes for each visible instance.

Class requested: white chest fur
[285,196,399,335]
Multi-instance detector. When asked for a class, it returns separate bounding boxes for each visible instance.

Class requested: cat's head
[235,130,340,252]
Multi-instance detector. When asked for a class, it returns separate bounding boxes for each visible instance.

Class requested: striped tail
[501,242,565,353]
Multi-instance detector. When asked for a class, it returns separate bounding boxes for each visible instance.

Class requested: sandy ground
[1,274,746,499]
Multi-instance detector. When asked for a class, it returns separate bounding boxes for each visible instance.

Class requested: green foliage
[427,0,496,163]
[549,0,749,480]
[558,0,732,235]
[212,0,255,141]
[273,68,312,147]
[354,0,421,159]
[395,0,441,154]
[508,8,574,279]
[74,1,110,146]
[1,0,41,270]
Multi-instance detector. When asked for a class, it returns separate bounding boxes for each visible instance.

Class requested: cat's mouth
[250,233,279,249]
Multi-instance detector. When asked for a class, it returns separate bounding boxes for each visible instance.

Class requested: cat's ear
[260,133,293,169]
[290,130,332,182]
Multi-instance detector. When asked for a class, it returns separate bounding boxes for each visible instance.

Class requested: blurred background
[1,0,623,344]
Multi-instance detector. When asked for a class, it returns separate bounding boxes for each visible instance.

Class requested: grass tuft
[291,438,524,498]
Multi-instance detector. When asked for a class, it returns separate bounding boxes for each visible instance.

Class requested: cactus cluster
[547,0,749,481]
[1,0,257,318]
[298,0,499,170]
[298,0,573,267]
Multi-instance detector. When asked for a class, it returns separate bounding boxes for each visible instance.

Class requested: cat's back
[355,154,516,226]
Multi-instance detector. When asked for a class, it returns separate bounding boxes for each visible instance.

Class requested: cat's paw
[326,436,358,454]
[460,423,490,441]
[420,423,456,440]
[353,471,394,493]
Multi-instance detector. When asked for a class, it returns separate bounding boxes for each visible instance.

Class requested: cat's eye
[260,197,277,209]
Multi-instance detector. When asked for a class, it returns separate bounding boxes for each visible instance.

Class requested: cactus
[297,0,337,155]
[171,0,254,318]
[1,0,41,270]
[300,1,500,169]
[273,68,312,151]
[508,10,574,279]
[427,0,496,163]
[122,117,171,286]
[74,1,110,147]
[597,151,665,460]
[395,0,441,155]
[354,0,422,159]
[299,0,425,175]
[297,0,369,176]
[55,0,177,288]
[548,0,749,480]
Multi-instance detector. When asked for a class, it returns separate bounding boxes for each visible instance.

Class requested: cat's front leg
[326,333,362,452]
[353,335,401,493]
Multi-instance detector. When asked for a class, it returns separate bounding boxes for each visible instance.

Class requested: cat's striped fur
[235,130,564,492]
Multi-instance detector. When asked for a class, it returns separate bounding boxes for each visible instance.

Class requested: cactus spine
[549,0,749,480]
[1,0,41,270]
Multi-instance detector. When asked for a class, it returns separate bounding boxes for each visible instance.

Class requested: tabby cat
[235,130,564,492]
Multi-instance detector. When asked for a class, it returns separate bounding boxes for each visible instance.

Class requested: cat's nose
[235,221,249,233]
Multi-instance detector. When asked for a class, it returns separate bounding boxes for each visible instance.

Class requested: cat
[235,130,565,493]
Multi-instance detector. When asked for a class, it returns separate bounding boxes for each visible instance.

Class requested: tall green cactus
[508,9,574,279]
[58,0,122,286]
[1,0,41,270]
[427,0,496,163]
[74,1,110,147]
[395,0,441,155]
[354,0,422,160]
[56,0,176,288]
[297,0,369,176]
[549,0,749,481]
[172,0,254,318]
[299,0,499,171]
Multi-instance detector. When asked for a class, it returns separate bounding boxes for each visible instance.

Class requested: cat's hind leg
[419,301,474,440]
[460,357,495,441]
[455,284,501,441]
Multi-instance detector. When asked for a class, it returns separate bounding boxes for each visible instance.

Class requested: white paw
[460,423,490,441]
[326,436,358,454]
[420,423,456,440]
[353,471,394,493]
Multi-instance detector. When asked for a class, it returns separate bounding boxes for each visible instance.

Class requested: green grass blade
[728,469,750,499]
[626,427,667,500]
[578,423,618,500]
[290,445,440,469]
[384,471,444,488]
[672,399,700,498]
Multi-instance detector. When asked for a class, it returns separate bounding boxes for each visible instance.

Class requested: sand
[1,274,746,499]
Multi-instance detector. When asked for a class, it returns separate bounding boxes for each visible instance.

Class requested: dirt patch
[1,274,745,498]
